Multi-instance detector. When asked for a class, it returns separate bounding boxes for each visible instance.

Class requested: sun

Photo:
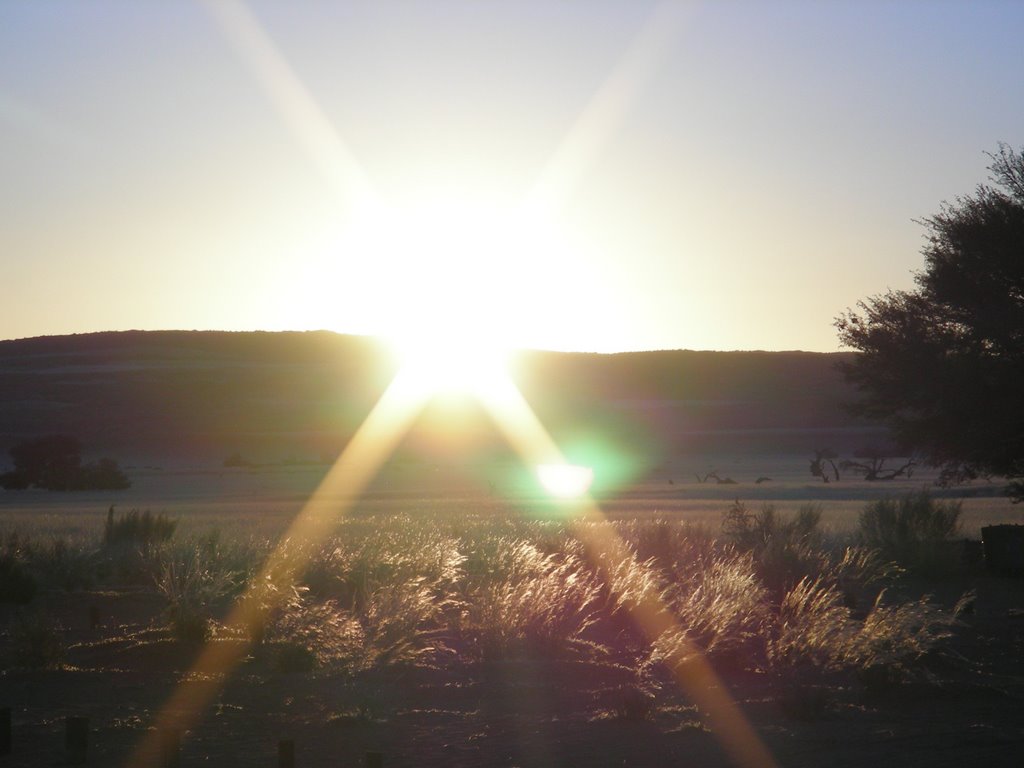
[388,324,512,403]
[302,188,617,357]
[333,196,538,399]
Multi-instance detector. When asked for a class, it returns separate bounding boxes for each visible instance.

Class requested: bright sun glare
[392,330,511,401]
[318,193,602,370]
[537,462,595,499]
[341,197,553,399]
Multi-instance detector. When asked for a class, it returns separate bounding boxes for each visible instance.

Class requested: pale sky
[2,1,1022,352]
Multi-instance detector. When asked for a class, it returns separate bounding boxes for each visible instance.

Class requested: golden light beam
[479,377,779,768]
[199,0,375,210]
[123,368,431,768]
[524,2,692,218]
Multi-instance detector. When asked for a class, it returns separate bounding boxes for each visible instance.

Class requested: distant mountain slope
[0,331,877,466]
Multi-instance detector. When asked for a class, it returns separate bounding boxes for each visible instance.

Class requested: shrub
[618,518,718,574]
[104,507,177,555]
[79,458,131,490]
[261,593,364,673]
[0,471,30,490]
[29,537,96,591]
[768,576,853,670]
[361,577,451,666]
[155,544,238,643]
[223,453,255,468]
[721,499,763,550]
[657,551,769,663]
[723,501,823,547]
[599,684,658,721]
[303,526,465,612]
[721,501,827,591]
[844,591,955,690]
[586,532,667,627]
[1,532,98,596]
[767,576,954,682]
[459,538,602,659]
[858,491,962,573]
[0,549,37,604]
[2,436,131,490]
[248,533,452,671]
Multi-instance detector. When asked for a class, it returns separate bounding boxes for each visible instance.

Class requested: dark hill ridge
[0,331,877,466]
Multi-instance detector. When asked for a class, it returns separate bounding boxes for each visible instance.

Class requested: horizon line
[0,327,850,356]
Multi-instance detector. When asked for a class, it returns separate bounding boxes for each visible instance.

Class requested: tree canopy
[0,435,131,491]
[835,144,1024,500]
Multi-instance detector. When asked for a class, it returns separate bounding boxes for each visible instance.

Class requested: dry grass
[458,537,603,659]
[0,491,971,693]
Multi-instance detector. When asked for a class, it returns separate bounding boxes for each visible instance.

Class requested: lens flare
[537,463,594,498]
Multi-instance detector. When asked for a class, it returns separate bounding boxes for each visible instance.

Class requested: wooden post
[0,708,10,756]
[278,738,295,768]
[65,716,89,765]
[159,728,181,768]
[365,752,382,768]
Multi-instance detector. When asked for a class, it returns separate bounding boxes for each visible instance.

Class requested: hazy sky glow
[2,1,1022,352]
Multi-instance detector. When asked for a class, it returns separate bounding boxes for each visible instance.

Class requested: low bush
[0,471,30,490]
[155,543,239,643]
[78,457,131,490]
[459,539,602,659]
[0,550,37,604]
[1,532,97,595]
[104,507,177,554]
[361,577,452,666]
[28,537,96,591]
[721,500,827,592]
[260,593,364,673]
[249,536,454,671]
[769,575,851,671]
[846,590,954,675]
[663,551,769,661]
[0,510,965,693]
[858,491,962,574]
[767,571,955,683]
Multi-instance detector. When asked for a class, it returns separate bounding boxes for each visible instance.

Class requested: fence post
[159,728,181,768]
[278,738,295,768]
[0,708,10,756]
[365,751,382,768]
[65,716,89,765]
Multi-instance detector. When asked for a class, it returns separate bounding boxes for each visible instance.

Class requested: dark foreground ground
[2,570,1023,768]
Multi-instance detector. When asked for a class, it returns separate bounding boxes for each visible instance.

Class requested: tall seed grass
[458,538,602,659]
[155,542,241,642]
[0,503,968,690]
[662,550,769,659]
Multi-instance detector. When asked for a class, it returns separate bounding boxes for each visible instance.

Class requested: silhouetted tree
[6,435,82,490]
[79,457,132,490]
[839,446,916,482]
[0,435,130,491]
[835,144,1024,500]
[809,448,841,483]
